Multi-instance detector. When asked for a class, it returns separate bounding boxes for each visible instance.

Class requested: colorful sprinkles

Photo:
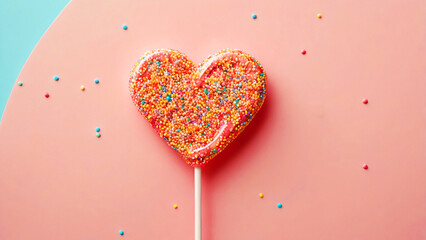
[129,49,267,167]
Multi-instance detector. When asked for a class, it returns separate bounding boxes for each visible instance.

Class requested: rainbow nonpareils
[129,49,267,167]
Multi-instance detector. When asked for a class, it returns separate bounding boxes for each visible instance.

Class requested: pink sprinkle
[301,49,307,55]
[363,164,368,170]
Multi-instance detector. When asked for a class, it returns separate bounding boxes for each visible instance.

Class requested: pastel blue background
[0,0,70,120]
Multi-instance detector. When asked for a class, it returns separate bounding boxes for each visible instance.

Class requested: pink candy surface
[129,49,266,166]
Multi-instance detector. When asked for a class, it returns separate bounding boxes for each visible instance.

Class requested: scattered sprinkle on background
[0,0,424,239]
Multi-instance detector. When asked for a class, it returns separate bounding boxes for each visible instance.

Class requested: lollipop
[129,49,267,239]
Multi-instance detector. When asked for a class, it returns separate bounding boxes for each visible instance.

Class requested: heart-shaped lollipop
[129,49,267,167]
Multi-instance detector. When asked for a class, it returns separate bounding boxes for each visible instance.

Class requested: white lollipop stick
[194,167,202,240]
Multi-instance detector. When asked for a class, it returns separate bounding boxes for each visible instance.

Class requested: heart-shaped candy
[129,49,267,167]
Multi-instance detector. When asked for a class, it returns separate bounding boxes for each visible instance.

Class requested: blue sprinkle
[204,88,209,95]
[119,230,124,235]
[95,127,100,132]
[238,83,242,87]
[94,79,99,84]
[53,76,59,81]
[177,129,181,132]
[162,86,167,92]
[166,95,172,101]
[252,14,257,19]
[180,97,184,100]
[141,100,146,105]
[122,25,128,30]
[260,72,264,76]
[277,203,283,208]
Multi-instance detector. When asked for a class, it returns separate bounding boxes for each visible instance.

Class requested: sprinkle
[301,49,307,55]
[119,230,124,236]
[122,24,128,30]
[80,85,85,91]
[18,81,23,86]
[259,193,264,198]
[95,127,101,132]
[44,93,50,98]
[54,76,59,81]
[317,13,322,19]
[173,204,178,209]
[129,49,267,167]
[252,14,257,19]
[362,99,368,104]
[96,132,101,138]
[277,203,283,208]
[363,164,368,169]
[94,79,100,84]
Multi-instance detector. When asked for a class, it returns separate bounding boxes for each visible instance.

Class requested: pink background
[0,0,425,239]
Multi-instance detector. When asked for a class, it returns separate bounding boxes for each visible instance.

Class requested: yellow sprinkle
[173,204,178,209]
[259,193,264,198]
[80,85,85,91]
[317,13,322,19]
